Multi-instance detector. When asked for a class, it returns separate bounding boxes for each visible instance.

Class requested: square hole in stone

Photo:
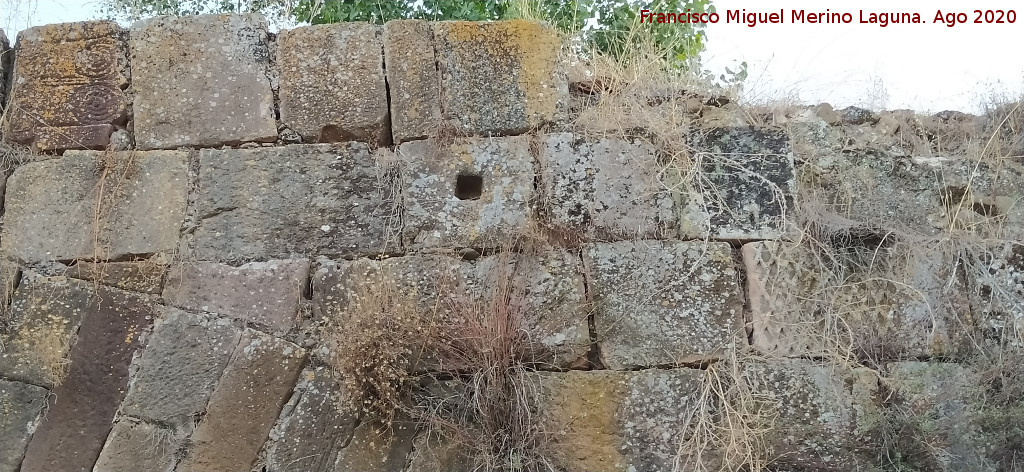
[455,173,483,200]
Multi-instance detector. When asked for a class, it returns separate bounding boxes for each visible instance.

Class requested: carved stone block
[3,21,128,152]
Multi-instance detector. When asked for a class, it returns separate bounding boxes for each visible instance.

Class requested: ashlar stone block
[92,417,178,472]
[0,379,48,472]
[680,127,796,240]
[401,136,534,250]
[3,21,128,152]
[278,23,390,144]
[130,14,277,149]
[743,358,879,471]
[743,240,971,358]
[0,150,187,263]
[265,367,358,472]
[0,276,92,388]
[432,20,567,136]
[177,329,306,472]
[532,369,706,472]
[584,240,743,369]
[540,132,675,240]
[886,362,990,470]
[193,144,401,261]
[313,250,589,371]
[66,259,166,294]
[163,259,309,332]
[382,20,441,143]
[119,309,242,427]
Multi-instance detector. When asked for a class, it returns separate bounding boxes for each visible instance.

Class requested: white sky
[700,0,1024,113]
[3,0,1023,114]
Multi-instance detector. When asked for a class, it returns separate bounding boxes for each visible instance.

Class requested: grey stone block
[130,14,277,149]
[2,21,129,152]
[0,150,187,263]
[400,136,534,250]
[965,242,1024,348]
[886,362,989,471]
[193,144,401,261]
[314,250,589,371]
[680,127,795,240]
[584,240,743,369]
[92,417,178,472]
[743,240,971,359]
[119,309,241,427]
[383,20,441,143]
[278,23,389,144]
[432,20,567,136]
[265,367,358,472]
[163,259,309,332]
[66,259,166,294]
[540,132,675,240]
[334,417,416,472]
[177,329,306,472]
[743,358,879,471]
[532,369,706,472]
[0,379,47,472]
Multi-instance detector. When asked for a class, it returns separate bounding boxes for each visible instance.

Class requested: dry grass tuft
[414,250,551,472]
[323,264,440,425]
[676,349,778,472]
[322,244,552,471]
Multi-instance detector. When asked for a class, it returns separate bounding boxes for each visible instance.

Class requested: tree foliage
[101,0,713,64]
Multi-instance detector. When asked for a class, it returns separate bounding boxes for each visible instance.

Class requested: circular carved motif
[74,39,118,78]
[69,84,123,124]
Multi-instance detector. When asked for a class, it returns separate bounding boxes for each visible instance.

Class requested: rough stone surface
[177,329,306,472]
[404,433,472,472]
[433,20,566,136]
[193,144,401,261]
[314,250,589,370]
[383,20,440,143]
[0,259,21,325]
[401,136,534,250]
[92,417,178,472]
[1,150,187,263]
[19,284,156,472]
[541,133,675,240]
[472,251,590,368]
[0,276,91,388]
[278,23,389,144]
[130,14,277,149]
[0,379,47,472]
[680,127,796,240]
[66,259,165,294]
[0,29,8,111]
[532,369,706,472]
[163,259,309,331]
[743,240,971,358]
[265,367,358,472]
[886,362,991,471]
[584,240,743,369]
[313,254,464,370]
[119,309,241,427]
[743,358,879,471]
[334,418,417,472]
[3,21,128,152]
[965,242,1024,349]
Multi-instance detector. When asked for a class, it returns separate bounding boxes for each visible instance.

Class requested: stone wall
[1,14,1023,472]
